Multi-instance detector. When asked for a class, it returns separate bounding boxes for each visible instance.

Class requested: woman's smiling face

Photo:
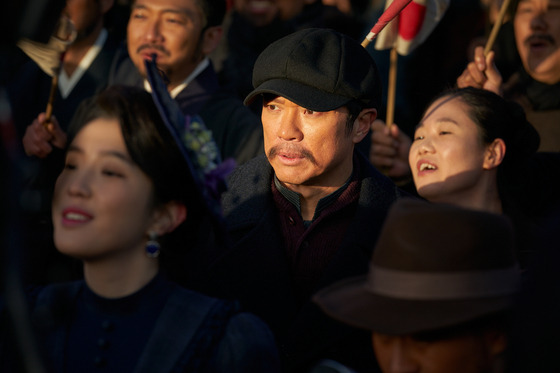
[52,117,157,261]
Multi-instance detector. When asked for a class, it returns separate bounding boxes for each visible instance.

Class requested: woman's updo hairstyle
[432,86,539,169]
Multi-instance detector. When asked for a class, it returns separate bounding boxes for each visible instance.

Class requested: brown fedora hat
[313,198,520,335]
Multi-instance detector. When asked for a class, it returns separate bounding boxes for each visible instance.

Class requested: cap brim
[313,276,514,336]
[244,78,352,112]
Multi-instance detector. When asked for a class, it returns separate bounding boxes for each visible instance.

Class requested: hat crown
[313,199,520,335]
[249,28,382,111]
[373,199,517,273]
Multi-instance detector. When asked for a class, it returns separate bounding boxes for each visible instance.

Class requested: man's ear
[353,108,377,143]
[201,26,223,56]
[483,138,506,170]
[149,202,187,236]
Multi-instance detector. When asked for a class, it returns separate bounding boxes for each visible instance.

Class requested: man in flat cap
[199,28,408,372]
[314,198,520,373]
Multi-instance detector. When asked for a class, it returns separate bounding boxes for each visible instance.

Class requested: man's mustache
[137,44,171,57]
[268,144,317,165]
[525,33,555,46]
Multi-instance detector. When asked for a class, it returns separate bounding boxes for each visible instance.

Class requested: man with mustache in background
[457,0,560,151]
[199,28,408,373]
[110,0,263,164]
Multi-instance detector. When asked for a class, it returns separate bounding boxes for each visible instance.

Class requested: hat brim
[244,78,352,112]
[313,276,514,336]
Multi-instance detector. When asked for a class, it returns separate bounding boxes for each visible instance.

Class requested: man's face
[372,331,504,373]
[127,0,206,89]
[64,0,106,41]
[514,0,560,84]
[234,0,313,27]
[261,96,359,192]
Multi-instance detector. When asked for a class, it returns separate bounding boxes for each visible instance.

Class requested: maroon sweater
[272,170,361,306]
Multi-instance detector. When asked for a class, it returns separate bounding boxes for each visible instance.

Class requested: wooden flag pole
[43,48,68,130]
[484,0,512,55]
[44,71,59,128]
[386,46,398,127]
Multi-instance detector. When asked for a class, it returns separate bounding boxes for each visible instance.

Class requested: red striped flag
[374,0,449,55]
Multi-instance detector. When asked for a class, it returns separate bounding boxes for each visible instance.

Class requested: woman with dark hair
[372,87,551,267]
[409,86,539,214]
[1,85,280,372]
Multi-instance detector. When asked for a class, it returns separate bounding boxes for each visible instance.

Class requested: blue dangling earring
[145,232,161,258]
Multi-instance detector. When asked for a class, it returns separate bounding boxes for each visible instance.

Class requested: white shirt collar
[143,58,210,98]
[58,28,108,99]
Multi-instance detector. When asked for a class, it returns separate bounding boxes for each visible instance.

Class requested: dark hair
[431,87,539,167]
[428,87,539,202]
[67,85,207,282]
[195,0,227,29]
[130,0,226,29]
[345,100,364,134]
[509,0,521,18]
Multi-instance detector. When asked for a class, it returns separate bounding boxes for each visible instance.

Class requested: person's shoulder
[226,154,271,185]
[221,155,273,224]
[356,152,410,197]
[213,311,281,373]
[108,43,143,87]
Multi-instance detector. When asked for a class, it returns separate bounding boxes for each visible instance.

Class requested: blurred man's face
[234,0,314,27]
[64,0,109,41]
[514,0,560,84]
[372,331,505,373]
[127,0,206,90]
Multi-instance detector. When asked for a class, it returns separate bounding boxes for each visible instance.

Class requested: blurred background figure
[7,0,122,286]
[457,0,560,151]
[2,1,70,371]
[110,0,264,165]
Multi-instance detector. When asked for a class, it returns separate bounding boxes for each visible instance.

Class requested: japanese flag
[374,0,449,55]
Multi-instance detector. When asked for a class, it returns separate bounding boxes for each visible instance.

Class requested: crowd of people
[1,0,559,372]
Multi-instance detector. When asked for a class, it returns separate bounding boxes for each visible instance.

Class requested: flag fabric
[16,15,76,77]
[144,58,235,228]
[374,0,449,55]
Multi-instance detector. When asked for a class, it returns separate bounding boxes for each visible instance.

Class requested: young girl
[2,85,279,372]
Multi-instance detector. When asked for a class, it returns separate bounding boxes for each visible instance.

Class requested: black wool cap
[244,28,382,112]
